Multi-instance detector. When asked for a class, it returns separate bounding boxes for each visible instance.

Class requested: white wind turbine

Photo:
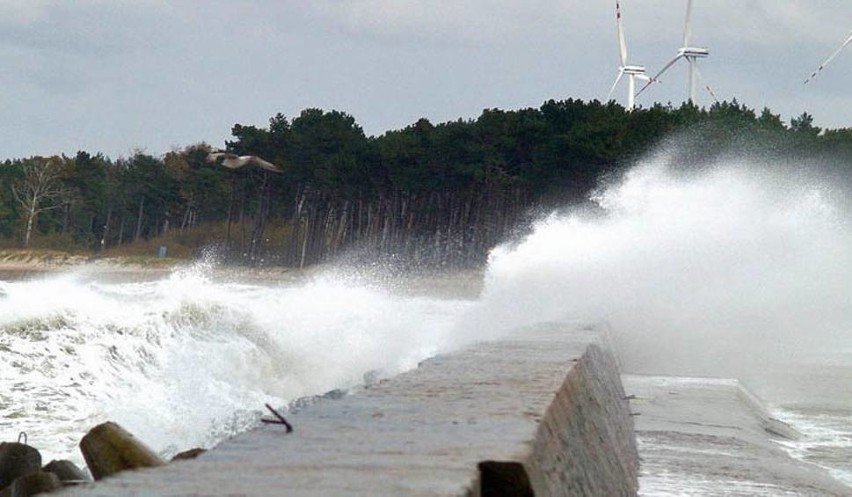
[804,29,852,84]
[637,0,716,104]
[606,0,650,111]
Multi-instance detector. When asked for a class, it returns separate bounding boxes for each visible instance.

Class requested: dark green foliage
[119,152,181,241]
[288,108,374,195]
[0,160,21,238]
[1,98,851,266]
[376,118,435,192]
[63,151,109,247]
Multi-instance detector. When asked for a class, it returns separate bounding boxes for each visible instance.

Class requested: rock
[8,471,60,497]
[0,443,42,490]
[42,460,90,483]
[170,448,206,461]
[79,422,166,480]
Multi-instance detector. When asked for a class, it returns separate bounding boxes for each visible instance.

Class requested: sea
[1,148,851,494]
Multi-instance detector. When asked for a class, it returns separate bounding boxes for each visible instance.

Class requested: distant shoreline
[0,250,300,284]
[0,250,176,275]
[0,249,485,297]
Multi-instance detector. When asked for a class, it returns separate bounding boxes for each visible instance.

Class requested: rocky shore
[0,422,205,497]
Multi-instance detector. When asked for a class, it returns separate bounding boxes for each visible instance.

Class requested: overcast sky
[1,0,850,160]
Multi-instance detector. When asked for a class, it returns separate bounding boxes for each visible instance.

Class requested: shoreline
[0,250,487,298]
[0,250,172,273]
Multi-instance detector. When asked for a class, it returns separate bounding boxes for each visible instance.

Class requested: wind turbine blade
[616,1,628,66]
[651,55,682,82]
[636,55,682,97]
[683,0,694,47]
[804,30,852,84]
[693,64,719,103]
[704,84,719,103]
[607,70,625,102]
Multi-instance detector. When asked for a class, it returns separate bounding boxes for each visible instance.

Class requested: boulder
[0,443,41,490]
[8,471,60,497]
[170,448,206,461]
[42,460,90,484]
[79,422,166,480]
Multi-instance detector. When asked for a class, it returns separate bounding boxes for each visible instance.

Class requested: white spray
[476,148,852,407]
[0,264,472,463]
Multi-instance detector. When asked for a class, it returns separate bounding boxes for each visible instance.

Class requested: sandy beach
[0,249,486,298]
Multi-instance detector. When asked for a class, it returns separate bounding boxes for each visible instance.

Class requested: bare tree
[11,157,69,247]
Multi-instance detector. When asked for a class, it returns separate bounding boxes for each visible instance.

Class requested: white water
[776,407,852,487]
[473,148,852,489]
[1,145,851,490]
[0,263,475,464]
[479,153,852,407]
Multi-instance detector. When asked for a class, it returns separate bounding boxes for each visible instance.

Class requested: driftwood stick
[262,403,294,433]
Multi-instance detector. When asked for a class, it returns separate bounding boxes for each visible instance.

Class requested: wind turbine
[637,0,716,104]
[804,29,852,84]
[605,0,649,111]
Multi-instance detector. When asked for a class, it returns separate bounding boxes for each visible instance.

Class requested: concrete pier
[624,375,851,496]
[51,322,851,496]
[57,323,639,496]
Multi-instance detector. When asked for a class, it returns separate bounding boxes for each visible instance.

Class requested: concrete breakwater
[625,375,852,496]
[31,321,852,496]
[56,323,639,496]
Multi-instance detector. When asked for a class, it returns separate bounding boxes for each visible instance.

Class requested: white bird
[206,152,283,173]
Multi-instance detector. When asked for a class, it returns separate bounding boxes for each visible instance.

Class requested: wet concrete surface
[55,323,636,496]
[625,375,851,496]
[49,324,852,496]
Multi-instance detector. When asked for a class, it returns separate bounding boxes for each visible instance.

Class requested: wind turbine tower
[638,0,715,104]
[606,1,649,111]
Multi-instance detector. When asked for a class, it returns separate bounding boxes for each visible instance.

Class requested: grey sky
[0,1,850,160]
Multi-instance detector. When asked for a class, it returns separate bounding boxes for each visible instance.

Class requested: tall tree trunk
[288,185,305,266]
[238,192,246,255]
[180,203,192,232]
[23,203,36,248]
[117,216,125,246]
[62,202,71,234]
[249,172,271,264]
[299,213,310,269]
[100,206,112,252]
[134,197,145,242]
[226,175,236,248]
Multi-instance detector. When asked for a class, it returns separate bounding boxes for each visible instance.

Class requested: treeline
[0,99,848,267]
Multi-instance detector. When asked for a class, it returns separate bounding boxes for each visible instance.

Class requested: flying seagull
[206,152,283,173]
